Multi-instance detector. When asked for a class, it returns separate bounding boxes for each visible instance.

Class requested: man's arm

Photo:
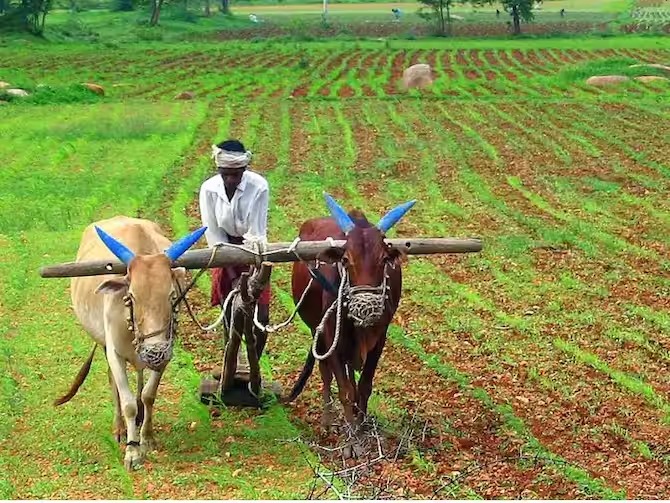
[249,187,269,240]
[199,185,229,248]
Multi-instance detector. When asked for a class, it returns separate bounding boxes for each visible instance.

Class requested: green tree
[417,0,456,36]
[470,0,535,35]
[149,0,164,25]
[0,0,52,34]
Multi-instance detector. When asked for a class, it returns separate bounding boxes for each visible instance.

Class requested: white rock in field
[629,63,670,73]
[634,75,669,83]
[5,88,29,97]
[585,75,630,86]
[402,63,433,90]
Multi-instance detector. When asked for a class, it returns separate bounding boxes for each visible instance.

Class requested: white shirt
[198,170,269,247]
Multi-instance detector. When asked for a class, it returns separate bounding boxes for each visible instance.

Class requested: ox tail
[282,350,315,403]
[53,344,98,406]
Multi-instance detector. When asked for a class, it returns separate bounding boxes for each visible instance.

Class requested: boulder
[174,91,195,100]
[629,63,670,73]
[82,83,105,96]
[402,63,433,90]
[634,75,669,83]
[585,75,630,86]
[5,88,29,97]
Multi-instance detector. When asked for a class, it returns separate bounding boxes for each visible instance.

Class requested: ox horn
[95,226,135,265]
[377,200,417,233]
[323,192,355,234]
[164,226,207,261]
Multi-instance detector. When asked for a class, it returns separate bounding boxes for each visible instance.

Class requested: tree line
[0,0,540,36]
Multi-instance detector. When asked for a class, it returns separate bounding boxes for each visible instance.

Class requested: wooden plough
[40,236,483,408]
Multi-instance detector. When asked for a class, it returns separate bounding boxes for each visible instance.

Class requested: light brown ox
[54,215,206,470]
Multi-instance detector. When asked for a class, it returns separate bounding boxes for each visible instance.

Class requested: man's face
[218,167,245,191]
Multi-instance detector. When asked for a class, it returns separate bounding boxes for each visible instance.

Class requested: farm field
[1,36,670,499]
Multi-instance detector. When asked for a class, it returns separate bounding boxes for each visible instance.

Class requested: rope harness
[311,261,393,361]
[123,291,179,372]
[153,237,394,379]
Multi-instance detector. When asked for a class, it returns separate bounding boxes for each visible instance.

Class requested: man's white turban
[212,144,252,169]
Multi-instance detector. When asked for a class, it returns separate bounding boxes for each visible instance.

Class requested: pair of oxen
[55,193,415,470]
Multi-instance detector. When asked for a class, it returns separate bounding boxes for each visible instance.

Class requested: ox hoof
[343,441,365,460]
[124,447,144,470]
[141,437,158,454]
[320,411,336,432]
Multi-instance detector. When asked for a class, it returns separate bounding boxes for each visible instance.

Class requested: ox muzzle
[343,262,392,328]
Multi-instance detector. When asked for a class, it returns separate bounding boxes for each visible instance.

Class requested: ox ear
[165,226,207,262]
[376,200,417,233]
[95,277,129,295]
[386,242,408,265]
[95,226,135,265]
[318,245,345,265]
[323,192,355,234]
[171,267,187,289]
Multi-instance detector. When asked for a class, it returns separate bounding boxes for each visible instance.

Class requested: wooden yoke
[39,238,483,278]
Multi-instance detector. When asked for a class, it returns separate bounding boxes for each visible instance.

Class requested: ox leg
[318,359,334,430]
[109,367,125,443]
[330,360,360,459]
[330,355,357,427]
[106,346,143,470]
[356,336,386,428]
[135,369,145,427]
[140,367,165,454]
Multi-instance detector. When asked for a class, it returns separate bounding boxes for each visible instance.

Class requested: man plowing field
[198,138,271,371]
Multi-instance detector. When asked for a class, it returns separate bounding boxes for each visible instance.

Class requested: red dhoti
[209,235,271,308]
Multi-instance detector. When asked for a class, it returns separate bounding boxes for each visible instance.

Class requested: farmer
[198,139,271,363]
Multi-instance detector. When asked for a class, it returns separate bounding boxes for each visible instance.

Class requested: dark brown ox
[285,193,415,431]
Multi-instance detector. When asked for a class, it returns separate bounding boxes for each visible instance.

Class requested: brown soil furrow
[291,51,342,97]
[484,50,518,81]
[384,51,409,94]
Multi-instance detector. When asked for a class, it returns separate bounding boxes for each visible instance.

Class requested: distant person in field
[560,8,565,17]
[496,9,500,17]
[391,8,401,21]
[198,139,271,362]
[249,13,259,23]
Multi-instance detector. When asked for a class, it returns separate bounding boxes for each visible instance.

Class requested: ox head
[322,193,415,290]
[93,225,206,369]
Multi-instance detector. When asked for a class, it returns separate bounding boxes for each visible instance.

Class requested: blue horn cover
[164,226,207,261]
[95,226,136,265]
[376,200,417,233]
[323,192,355,234]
